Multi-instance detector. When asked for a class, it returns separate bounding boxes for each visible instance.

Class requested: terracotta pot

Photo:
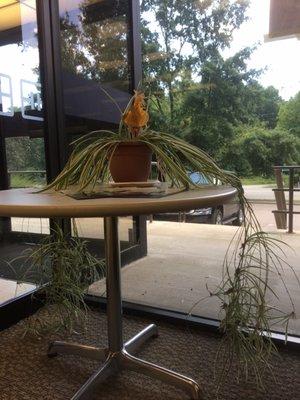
[109,141,152,182]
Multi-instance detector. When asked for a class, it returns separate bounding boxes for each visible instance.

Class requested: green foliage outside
[219,127,300,177]
[6,0,300,184]
[277,92,300,136]
[10,174,45,188]
[5,137,46,188]
[6,137,45,171]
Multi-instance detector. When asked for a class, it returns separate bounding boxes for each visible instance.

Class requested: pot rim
[116,140,150,147]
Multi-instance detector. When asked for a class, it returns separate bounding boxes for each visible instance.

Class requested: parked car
[152,171,243,225]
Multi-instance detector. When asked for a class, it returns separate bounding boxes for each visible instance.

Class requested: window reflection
[59,0,131,133]
[0,0,45,189]
[0,0,47,304]
[0,0,42,125]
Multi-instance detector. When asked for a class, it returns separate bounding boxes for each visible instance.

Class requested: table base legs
[48,217,201,399]
[48,323,202,400]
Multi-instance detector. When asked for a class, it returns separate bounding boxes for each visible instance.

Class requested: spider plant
[40,91,297,388]
[15,222,105,336]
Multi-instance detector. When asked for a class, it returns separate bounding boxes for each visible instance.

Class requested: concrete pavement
[252,203,300,231]
[244,184,300,204]
[89,221,300,336]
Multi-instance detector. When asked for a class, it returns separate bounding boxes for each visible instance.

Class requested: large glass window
[87,0,300,337]
[0,0,47,304]
[0,0,46,193]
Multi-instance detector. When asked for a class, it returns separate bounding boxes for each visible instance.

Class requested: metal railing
[8,170,46,175]
[273,166,300,233]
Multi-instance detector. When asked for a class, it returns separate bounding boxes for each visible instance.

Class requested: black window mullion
[0,126,11,233]
[128,0,142,91]
[128,0,147,255]
[36,0,67,182]
[0,127,9,190]
[36,0,70,234]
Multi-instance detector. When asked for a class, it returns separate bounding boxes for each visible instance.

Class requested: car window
[189,172,210,185]
[151,163,213,185]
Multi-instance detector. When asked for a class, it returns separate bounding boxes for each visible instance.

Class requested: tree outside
[141,0,300,180]
[277,92,300,137]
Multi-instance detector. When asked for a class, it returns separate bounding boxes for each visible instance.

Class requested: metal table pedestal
[48,216,202,399]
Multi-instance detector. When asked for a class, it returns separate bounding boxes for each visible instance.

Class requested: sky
[224,0,300,100]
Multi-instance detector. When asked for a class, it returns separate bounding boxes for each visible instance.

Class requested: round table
[0,187,237,400]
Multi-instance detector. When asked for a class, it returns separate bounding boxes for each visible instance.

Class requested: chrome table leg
[48,341,107,361]
[71,355,117,400]
[121,350,201,400]
[48,217,202,399]
[124,323,158,354]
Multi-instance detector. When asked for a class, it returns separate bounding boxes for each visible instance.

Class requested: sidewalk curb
[247,199,300,206]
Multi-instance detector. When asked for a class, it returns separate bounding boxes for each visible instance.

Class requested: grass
[241,174,298,186]
[7,172,282,188]
[241,176,276,185]
[10,174,45,188]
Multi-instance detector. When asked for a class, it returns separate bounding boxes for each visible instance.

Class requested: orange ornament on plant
[123,91,149,137]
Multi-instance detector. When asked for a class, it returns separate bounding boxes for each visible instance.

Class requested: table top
[0,187,237,218]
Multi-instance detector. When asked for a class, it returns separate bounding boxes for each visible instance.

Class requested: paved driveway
[244,184,300,204]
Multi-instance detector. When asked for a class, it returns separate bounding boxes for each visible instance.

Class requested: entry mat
[1,308,299,400]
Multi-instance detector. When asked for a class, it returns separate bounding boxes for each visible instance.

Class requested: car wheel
[232,208,244,226]
[211,208,223,225]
